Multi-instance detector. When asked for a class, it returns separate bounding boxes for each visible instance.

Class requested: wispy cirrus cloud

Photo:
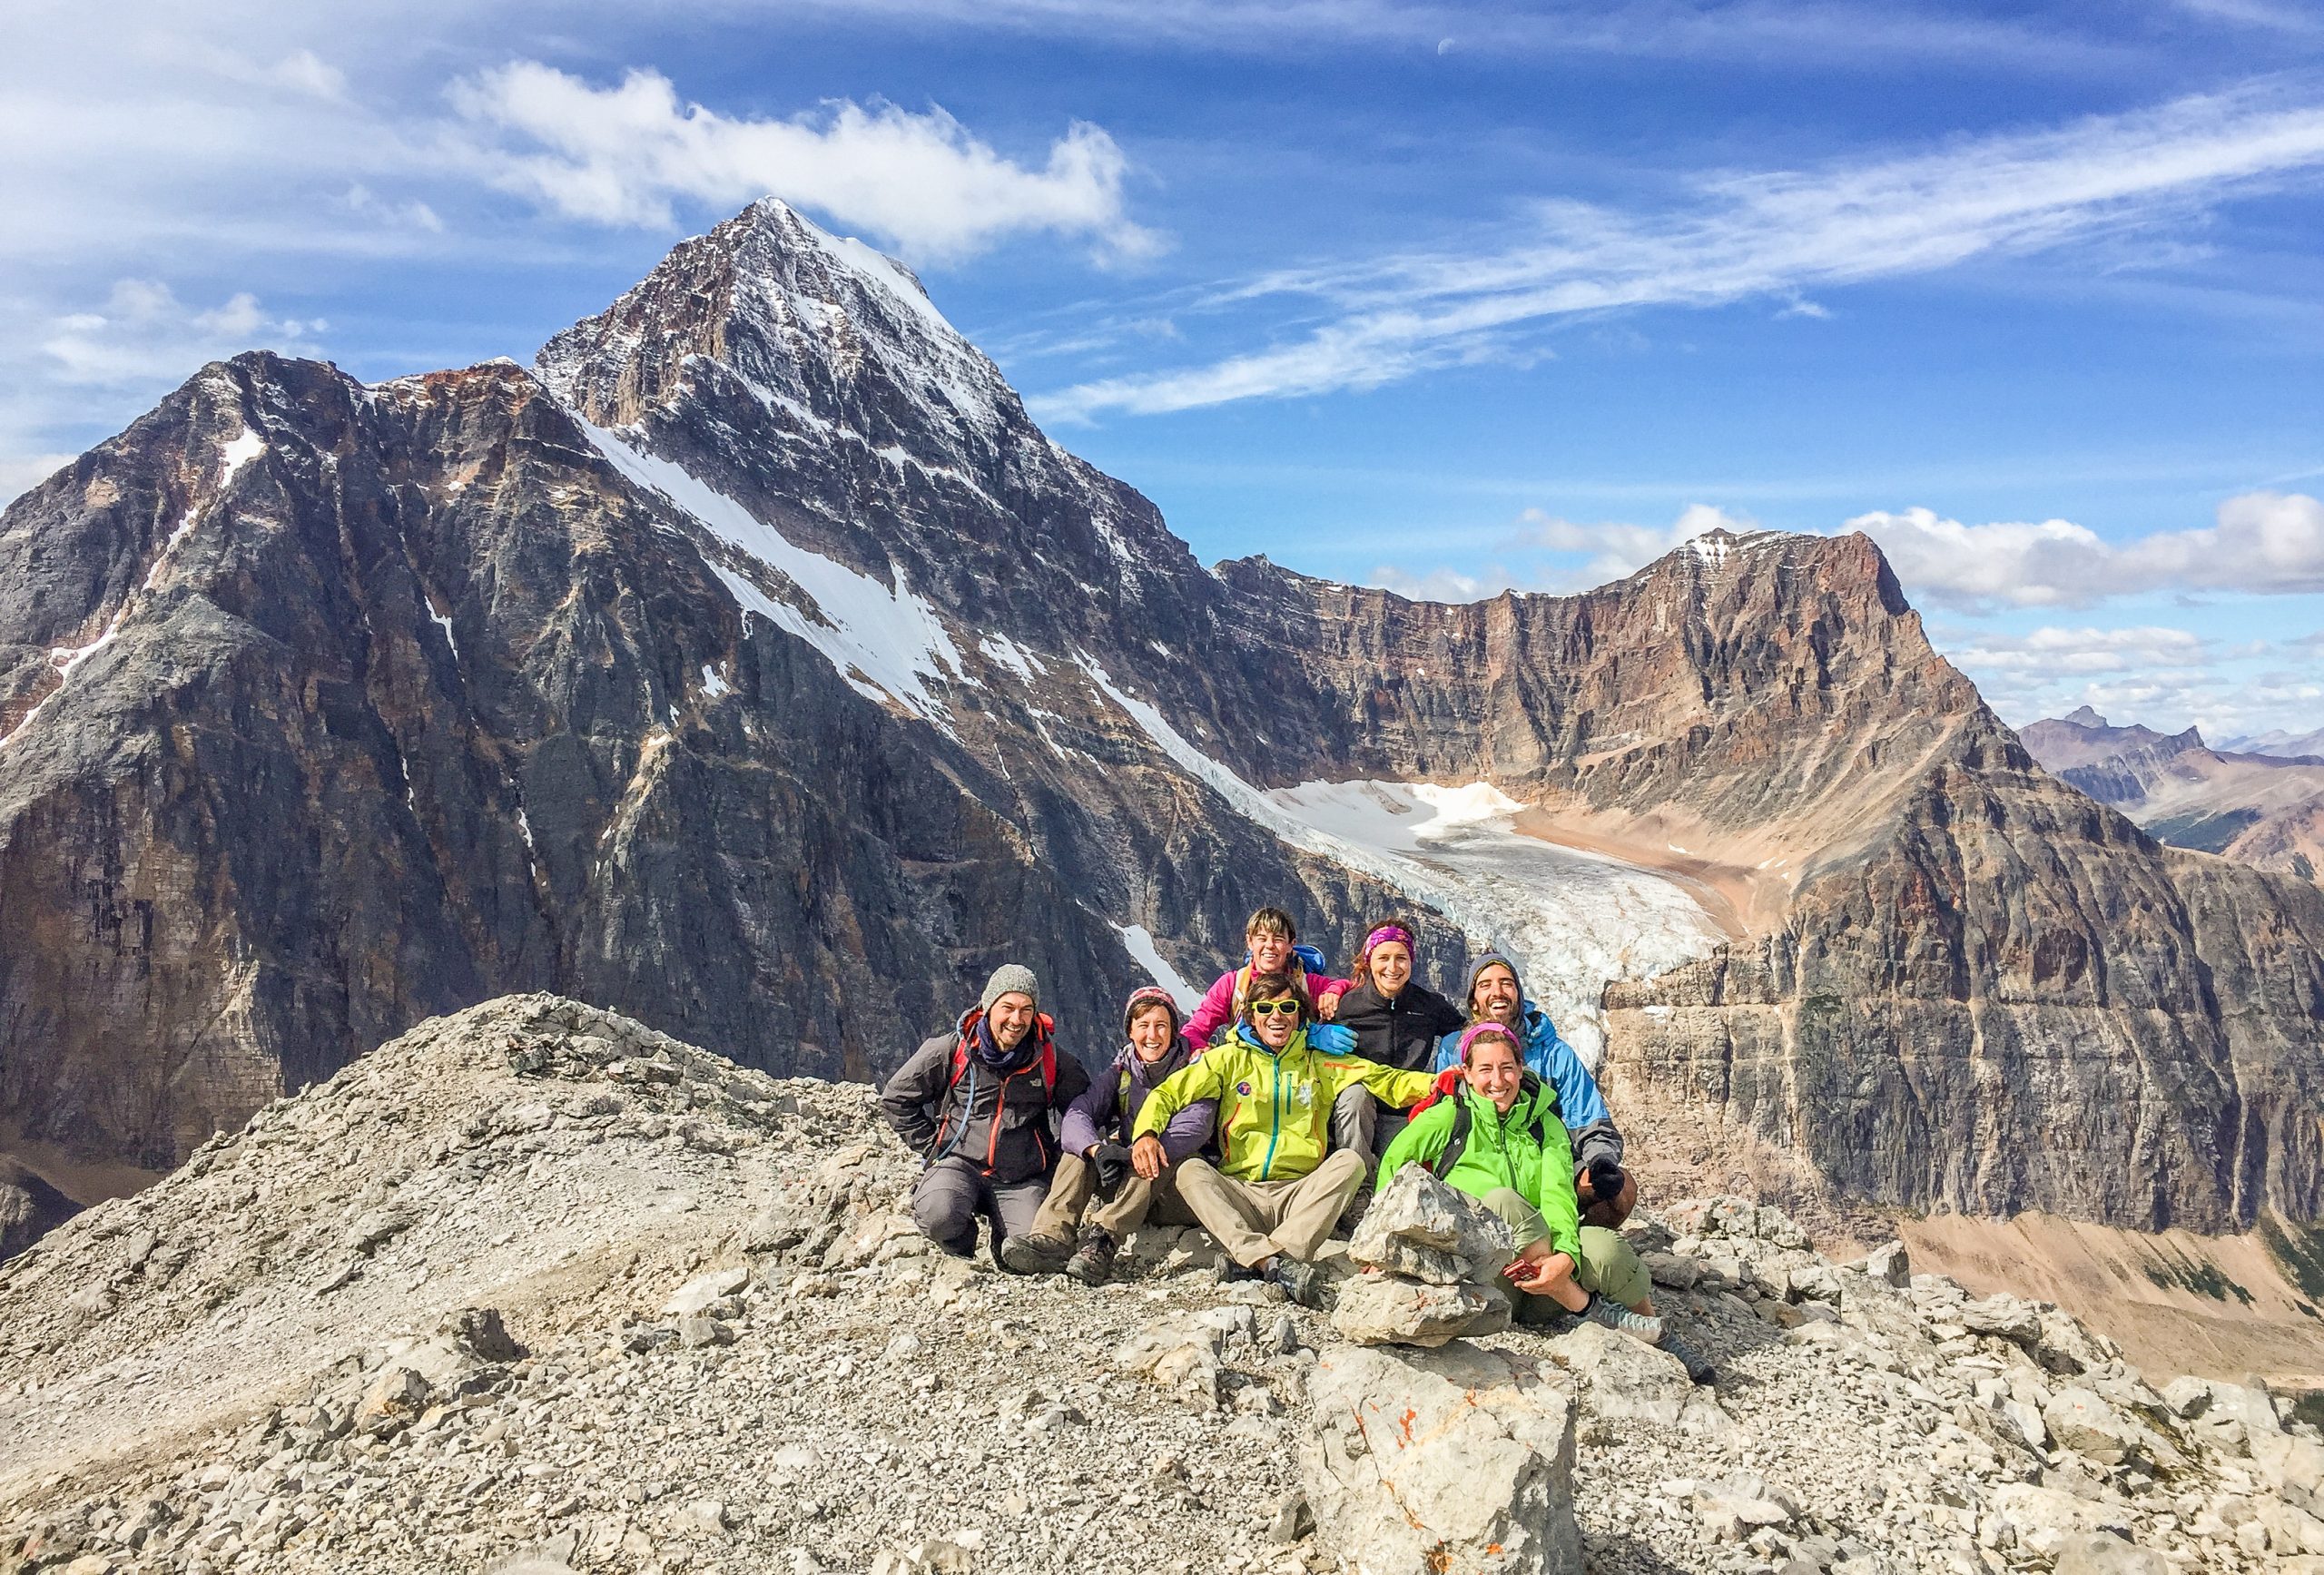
[1035,84,2324,419]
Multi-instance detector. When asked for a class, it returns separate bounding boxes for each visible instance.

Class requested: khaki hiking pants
[1174,1150,1367,1268]
[1026,1150,1197,1243]
[1478,1186,1653,1321]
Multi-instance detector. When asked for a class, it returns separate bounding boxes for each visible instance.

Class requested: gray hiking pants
[911,1157,1047,1261]
[1331,1084,1410,1174]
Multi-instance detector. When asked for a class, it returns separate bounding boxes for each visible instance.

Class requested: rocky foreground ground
[3,996,2320,1575]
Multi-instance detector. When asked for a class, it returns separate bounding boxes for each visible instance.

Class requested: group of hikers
[878,906,1713,1383]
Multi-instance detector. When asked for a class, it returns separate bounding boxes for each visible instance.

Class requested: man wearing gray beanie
[880,963,1088,1265]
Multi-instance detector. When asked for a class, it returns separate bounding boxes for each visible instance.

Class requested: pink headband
[1458,1021,1522,1061]
[1363,924,1415,956]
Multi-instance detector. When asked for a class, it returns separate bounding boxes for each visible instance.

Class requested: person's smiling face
[989,991,1037,1048]
[1128,1002,1175,1061]
[1471,963,1521,1027]
[1248,993,1302,1049]
[1248,929,1293,974]
[1369,940,1413,998]
[1464,1033,1523,1113]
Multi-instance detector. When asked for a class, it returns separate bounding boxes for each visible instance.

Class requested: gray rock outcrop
[0,998,2321,1575]
[1301,1342,1581,1574]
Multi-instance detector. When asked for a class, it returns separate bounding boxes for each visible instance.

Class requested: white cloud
[1849,491,2324,608]
[1366,564,1512,602]
[1945,624,2213,674]
[446,63,1156,263]
[40,280,326,388]
[0,451,74,507]
[1519,503,1755,582]
[1039,84,2324,418]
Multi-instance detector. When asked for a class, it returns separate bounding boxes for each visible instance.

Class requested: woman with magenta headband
[1327,917,1468,1168]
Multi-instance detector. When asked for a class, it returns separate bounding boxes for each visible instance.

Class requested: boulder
[663,1266,751,1317]
[1640,1251,1699,1291]
[1300,1343,1580,1575]
[1544,1321,1736,1440]
[2052,1533,2169,1575]
[2159,1375,2213,1419]
[1331,1273,1511,1348]
[1850,1240,1911,1287]
[1960,1294,2042,1345]
[1989,1483,2132,1560]
[1349,1165,1515,1285]
[1114,1313,1243,1410]
[2251,1430,2324,1503]
[2043,1388,2148,1467]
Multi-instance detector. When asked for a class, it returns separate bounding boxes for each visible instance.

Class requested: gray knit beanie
[980,963,1039,1012]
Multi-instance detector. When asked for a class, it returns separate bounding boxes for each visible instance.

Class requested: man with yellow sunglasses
[1131,970,1435,1305]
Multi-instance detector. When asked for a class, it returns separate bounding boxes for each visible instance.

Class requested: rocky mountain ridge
[2020,708,2324,879]
[6,997,2324,1575]
[0,198,2318,1256]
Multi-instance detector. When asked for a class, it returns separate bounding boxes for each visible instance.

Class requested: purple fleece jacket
[1060,1041,1216,1162]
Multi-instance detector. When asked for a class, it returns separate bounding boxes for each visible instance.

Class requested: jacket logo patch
[1236,1081,1252,1097]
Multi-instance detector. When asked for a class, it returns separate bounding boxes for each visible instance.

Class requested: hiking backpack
[1408,1068,1561,1179]
[931,1012,1060,1172]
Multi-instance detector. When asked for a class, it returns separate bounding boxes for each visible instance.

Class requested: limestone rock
[1959,1294,2041,1345]
[1545,1320,1736,1440]
[1300,1343,1580,1575]
[2043,1387,2147,1467]
[1348,1165,1516,1285]
[2052,1533,2169,1575]
[1330,1272,1510,1349]
[1851,1240,1911,1287]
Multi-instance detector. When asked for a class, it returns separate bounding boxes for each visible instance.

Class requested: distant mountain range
[3,199,2319,1261]
[2022,706,2324,880]
[2220,724,2324,761]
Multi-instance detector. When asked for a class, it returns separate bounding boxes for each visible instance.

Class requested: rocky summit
[5,998,2324,1575]
[1,194,2319,1261]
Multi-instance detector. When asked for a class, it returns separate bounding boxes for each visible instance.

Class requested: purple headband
[1363,924,1415,956]
[1458,1021,1522,1060]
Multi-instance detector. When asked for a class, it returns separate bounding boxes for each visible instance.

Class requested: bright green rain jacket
[1134,1024,1434,1183]
[1377,1077,1582,1260]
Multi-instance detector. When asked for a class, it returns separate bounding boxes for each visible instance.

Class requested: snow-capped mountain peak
[535,197,1020,461]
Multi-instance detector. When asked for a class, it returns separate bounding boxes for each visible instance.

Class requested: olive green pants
[1480,1186,1652,1319]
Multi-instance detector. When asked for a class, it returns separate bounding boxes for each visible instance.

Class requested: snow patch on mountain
[1079,663,1722,1062]
[576,419,963,732]
[218,428,265,485]
[1117,924,1201,1011]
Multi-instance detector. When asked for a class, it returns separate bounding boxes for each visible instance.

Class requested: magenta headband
[1458,1021,1522,1060]
[1363,925,1415,956]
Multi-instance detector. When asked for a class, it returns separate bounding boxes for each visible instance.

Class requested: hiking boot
[1661,1325,1716,1385]
[1268,1256,1330,1311]
[1214,1255,1265,1285]
[1064,1226,1118,1286]
[1583,1293,1665,1345]
[998,1229,1075,1276]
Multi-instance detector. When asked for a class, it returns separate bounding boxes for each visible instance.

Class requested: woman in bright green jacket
[1379,1023,1692,1366]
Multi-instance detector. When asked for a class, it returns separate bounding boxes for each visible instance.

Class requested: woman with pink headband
[1326,915,1469,1173]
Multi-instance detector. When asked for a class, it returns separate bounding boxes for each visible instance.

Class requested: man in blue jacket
[1432,951,1634,1228]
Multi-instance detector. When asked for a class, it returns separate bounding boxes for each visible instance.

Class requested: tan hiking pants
[1173,1150,1366,1267]
[1026,1150,1196,1243]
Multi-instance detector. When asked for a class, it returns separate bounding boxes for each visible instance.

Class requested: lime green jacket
[1378,1079,1581,1260]
[1134,1025,1434,1183]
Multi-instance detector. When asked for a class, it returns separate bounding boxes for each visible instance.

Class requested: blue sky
[5,0,2322,740]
